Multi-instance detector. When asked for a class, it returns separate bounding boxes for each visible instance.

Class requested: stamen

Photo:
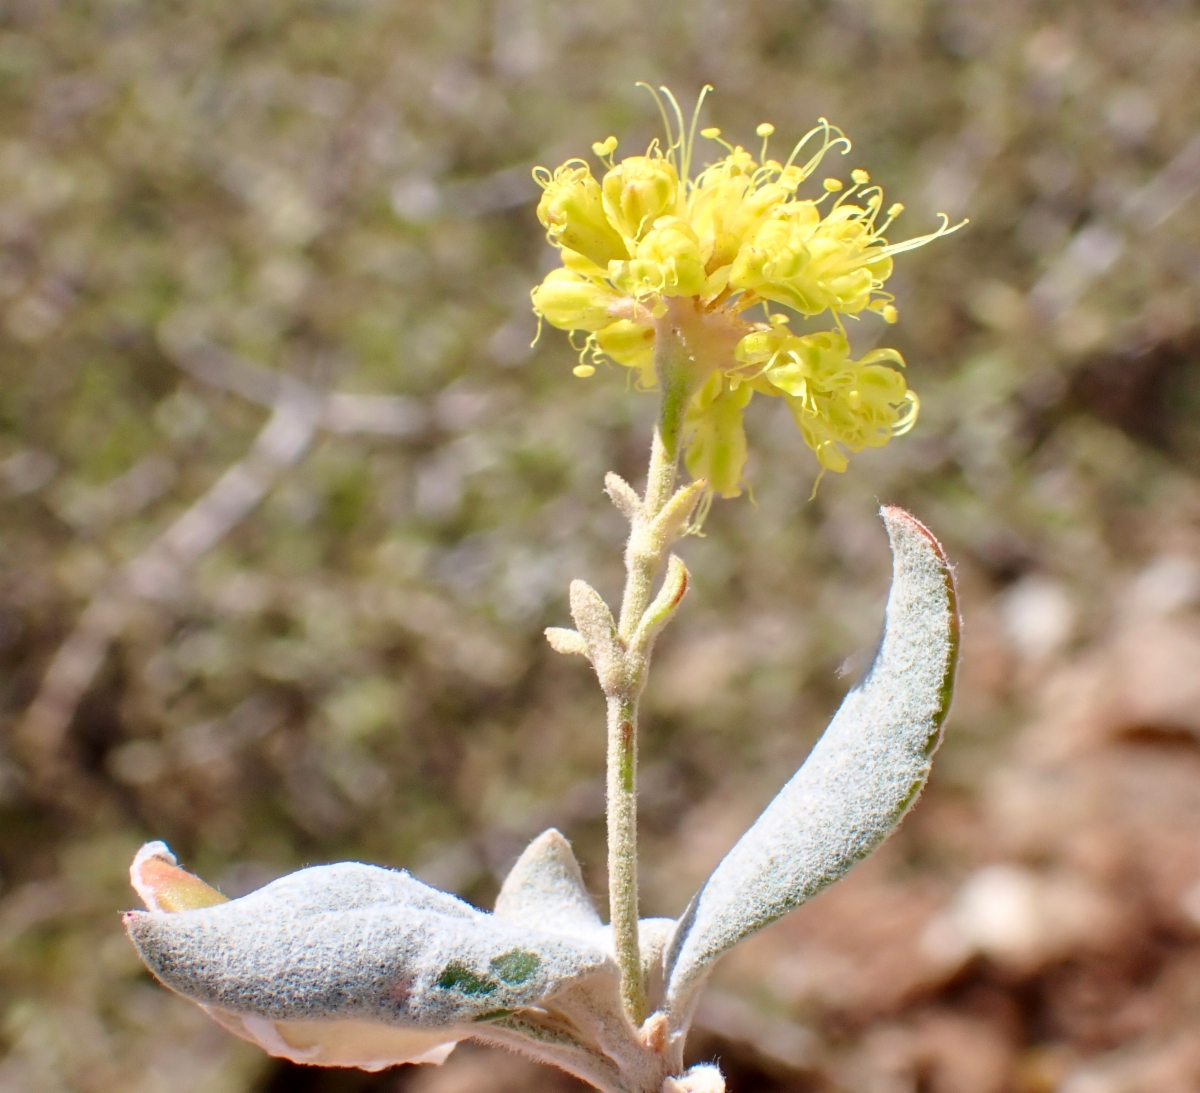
[637,83,678,171]
[686,489,714,535]
[831,184,864,213]
[807,465,828,502]
[893,390,920,435]
[874,214,967,259]
[783,120,827,172]
[752,159,784,186]
[701,127,736,154]
[683,85,713,184]
[784,118,852,179]
[757,121,774,163]
[659,86,688,175]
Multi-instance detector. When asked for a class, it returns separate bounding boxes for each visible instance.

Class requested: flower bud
[613,217,705,299]
[535,164,629,267]
[531,269,617,332]
[728,205,819,297]
[734,322,790,366]
[601,155,680,241]
[759,331,842,398]
[595,320,654,361]
[595,319,655,382]
[560,247,610,279]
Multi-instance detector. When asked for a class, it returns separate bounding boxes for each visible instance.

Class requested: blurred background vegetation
[1,1,1200,1091]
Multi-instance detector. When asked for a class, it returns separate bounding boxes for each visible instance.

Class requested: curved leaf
[663,507,958,1026]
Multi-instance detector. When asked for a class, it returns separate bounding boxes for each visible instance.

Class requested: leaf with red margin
[662,506,959,1030]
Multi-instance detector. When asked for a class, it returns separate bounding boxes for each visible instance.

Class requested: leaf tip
[880,505,951,569]
[130,841,228,913]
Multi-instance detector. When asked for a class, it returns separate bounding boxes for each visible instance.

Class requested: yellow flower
[684,372,754,498]
[611,217,707,299]
[531,268,616,332]
[534,162,629,267]
[739,328,918,474]
[595,320,656,386]
[729,201,898,316]
[531,86,962,495]
[602,154,681,240]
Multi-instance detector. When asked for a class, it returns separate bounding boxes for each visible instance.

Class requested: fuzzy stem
[607,429,676,1027]
[652,306,697,467]
[605,691,643,1025]
[606,354,687,1027]
[616,428,677,644]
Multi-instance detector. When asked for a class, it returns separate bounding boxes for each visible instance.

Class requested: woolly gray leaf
[494,829,603,940]
[126,858,616,1068]
[663,507,959,1025]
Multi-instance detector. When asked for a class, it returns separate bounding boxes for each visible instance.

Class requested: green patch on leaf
[489,948,540,985]
[436,962,498,996]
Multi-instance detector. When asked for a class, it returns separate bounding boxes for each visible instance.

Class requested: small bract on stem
[123,85,963,1093]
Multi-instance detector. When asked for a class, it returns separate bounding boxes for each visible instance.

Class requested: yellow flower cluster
[531,87,961,496]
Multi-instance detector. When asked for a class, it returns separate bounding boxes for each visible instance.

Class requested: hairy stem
[579,318,701,1029]
[616,428,677,644]
[605,692,642,1025]
[607,400,686,1026]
